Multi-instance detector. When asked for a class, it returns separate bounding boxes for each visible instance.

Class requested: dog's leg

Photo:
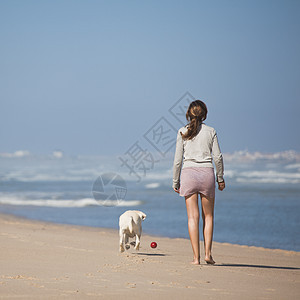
[119,230,125,253]
[125,234,130,250]
[135,234,140,251]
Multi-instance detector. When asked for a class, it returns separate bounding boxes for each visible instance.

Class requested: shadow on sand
[136,252,167,257]
[217,263,300,270]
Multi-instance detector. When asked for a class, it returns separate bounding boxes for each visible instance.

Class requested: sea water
[0,150,299,251]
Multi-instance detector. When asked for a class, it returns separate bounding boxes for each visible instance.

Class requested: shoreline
[1,211,299,254]
[1,212,299,299]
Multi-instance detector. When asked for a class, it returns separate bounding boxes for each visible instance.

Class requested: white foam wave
[0,172,99,182]
[223,170,236,178]
[0,150,30,158]
[52,151,63,158]
[145,182,161,189]
[285,163,300,170]
[143,170,173,180]
[236,170,300,184]
[1,150,299,185]
[224,150,300,162]
[0,196,142,208]
[240,170,300,179]
[236,178,300,184]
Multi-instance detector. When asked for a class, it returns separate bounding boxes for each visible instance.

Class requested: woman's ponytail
[180,100,207,140]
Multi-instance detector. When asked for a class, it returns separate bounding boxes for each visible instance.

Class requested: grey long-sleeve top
[172,123,224,190]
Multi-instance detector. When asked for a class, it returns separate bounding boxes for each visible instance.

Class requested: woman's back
[180,123,220,167]
[173,123,224,189]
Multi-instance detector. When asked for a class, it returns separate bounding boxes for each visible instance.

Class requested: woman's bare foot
[205,256,215,265]
[191,257,200,265]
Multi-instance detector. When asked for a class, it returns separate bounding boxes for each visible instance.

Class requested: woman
[173,100,225,265]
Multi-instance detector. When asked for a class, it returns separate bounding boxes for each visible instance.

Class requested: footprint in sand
[126,282,136,288]
[193,279,210,284]
[149,280,160,285]
[62,290,80,295]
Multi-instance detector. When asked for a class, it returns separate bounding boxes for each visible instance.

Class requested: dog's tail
[129,216,134,234]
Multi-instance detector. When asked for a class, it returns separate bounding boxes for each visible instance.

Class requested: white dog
[119,210,146,252]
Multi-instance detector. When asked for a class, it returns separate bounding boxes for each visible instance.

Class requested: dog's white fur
[119,210,146,252]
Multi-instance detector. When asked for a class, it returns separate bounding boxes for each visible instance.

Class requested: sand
[0,213,299,299]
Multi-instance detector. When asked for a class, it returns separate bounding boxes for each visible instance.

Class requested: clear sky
[0,0,299,155]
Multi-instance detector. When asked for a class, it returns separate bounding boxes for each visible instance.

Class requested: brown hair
[180,100,207,140]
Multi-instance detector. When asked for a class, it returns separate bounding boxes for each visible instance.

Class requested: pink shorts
[179,167,215,199]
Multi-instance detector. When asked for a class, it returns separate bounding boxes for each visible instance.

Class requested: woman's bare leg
[200,194,215,264]
[185,193,200,265]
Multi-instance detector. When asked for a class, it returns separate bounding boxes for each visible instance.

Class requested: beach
[1,213,299,299]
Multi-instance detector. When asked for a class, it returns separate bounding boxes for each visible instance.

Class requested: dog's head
[138,211,146,221]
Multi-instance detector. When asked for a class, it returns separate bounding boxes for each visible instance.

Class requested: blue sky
[0,0,299,155]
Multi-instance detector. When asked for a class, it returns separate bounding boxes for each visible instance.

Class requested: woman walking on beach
[173,100,225,265]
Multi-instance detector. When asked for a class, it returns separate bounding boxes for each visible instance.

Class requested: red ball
[150,242,157,248]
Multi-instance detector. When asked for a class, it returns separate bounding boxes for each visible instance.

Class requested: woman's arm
[172,130,184,190]
[211,130,224,183]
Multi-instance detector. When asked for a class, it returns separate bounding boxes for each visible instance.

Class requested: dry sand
[0,213,299,299]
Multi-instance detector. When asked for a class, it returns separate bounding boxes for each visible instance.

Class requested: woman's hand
[218,181,225,191]
[173,187,180,193]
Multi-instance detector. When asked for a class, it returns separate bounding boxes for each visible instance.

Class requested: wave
[1,150,299,185]
[0,170,172,183]
[234,170,300,184]
[241,170,300,179]
[0,196,143,208]
[1,150,299,162]
[285,163,300,170]
[52,151,64,158]
[0,150,30,158]
[0,173,97,182]
[145,182,161,189]
[236,178,300,184]
[223,150,300,162]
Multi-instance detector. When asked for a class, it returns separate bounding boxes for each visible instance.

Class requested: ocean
[0,150,299,251]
